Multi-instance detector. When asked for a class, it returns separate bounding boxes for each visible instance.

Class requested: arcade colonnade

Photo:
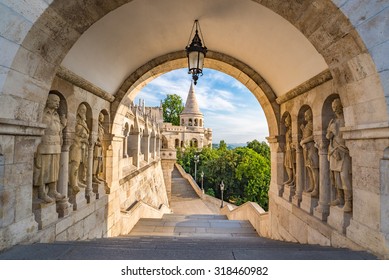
[0,0,388,259]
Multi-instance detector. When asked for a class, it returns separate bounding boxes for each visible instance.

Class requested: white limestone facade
[161,82,213,150]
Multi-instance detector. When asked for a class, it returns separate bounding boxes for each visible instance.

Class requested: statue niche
[93,112,106,183]
[33,93,66,203]
[300,108,319,197]
[69,103,90,196]
[283,113,296,188]
[326,98,352,212]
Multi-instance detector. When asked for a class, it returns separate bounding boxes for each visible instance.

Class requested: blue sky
[136,68,268,144]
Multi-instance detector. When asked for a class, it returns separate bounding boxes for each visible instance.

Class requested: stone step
[128,214,258,239]
[162,214,228,220]
[0,234,376,260]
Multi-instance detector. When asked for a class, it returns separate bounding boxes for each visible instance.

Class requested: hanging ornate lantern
[185,20,207,85]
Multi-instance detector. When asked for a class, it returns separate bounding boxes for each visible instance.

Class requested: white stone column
[293,143,303,205]
[150,135,156,159]
[85,142,95,202]
[142,134,150,163]
[267,136,284,197]
[103,134,114,194]
[123,135,128,157]
[129,132,141,168]
[56,133,72,217]
[313,137,330,221]
[156,136,161,157]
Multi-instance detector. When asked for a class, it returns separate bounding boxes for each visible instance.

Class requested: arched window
[191,138,198,148]
[162,136,168,149]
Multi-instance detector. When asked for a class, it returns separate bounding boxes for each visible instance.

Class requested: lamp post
[194,154,199,181]
[220,181,225,208]
[200,171,204,193]
[185,20,207,85]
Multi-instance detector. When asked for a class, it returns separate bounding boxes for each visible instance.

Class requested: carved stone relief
[69,104,90,196]
[33,94,66,203]
[326,98,352,212]
[93,112,105,183]
[300,108,319,197]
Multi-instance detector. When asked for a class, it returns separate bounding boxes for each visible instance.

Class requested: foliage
[246,139,271,160]
[162,94,184,126]
[235,147,270,210]
[205,188,215,197]
[176,139,271,211]
[218,140,228,151]
[176,146,197,174]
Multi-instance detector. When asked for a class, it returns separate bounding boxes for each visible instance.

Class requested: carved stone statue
[69,104,90,195]
[33,94,66,203]
[300,109,319,197]
[93,112,105,183]
[326,98,352,212]
[283,114,296,188]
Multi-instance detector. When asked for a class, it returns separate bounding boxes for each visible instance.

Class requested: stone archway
[1,1,388,126]
[111,51,279,137]
[0,0,388,258]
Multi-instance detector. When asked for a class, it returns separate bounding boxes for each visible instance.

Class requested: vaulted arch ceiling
[61,0,328,97]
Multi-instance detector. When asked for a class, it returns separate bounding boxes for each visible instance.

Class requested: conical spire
[181,81,202,115]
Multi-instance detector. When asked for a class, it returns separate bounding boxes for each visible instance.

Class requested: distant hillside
[212,143,246,150]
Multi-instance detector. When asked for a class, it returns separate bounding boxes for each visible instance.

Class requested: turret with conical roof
[180,81,204,128]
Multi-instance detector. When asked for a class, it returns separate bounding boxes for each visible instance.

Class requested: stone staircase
[128,213,259,238]
[169,166,220,215]
[128,166,259,238]
[171,168,199,201]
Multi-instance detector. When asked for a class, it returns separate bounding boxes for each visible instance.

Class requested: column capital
[266,135,283,144]
[266,135,285,152]
[314,136,329,154]
[62,131,73,150]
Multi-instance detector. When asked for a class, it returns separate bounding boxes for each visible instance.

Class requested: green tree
[205,188,215,197]
[176,139,271,211]
[246,139,270,160]
[176,146,197,174]
[218,140,228,151]
[235,147,270,210]
[204,148,238,198]
[162,94,184,126]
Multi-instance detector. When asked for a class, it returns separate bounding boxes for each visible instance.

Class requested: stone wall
[119,160,169,213]
[0,74,169,250]
[268,77,389,259]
